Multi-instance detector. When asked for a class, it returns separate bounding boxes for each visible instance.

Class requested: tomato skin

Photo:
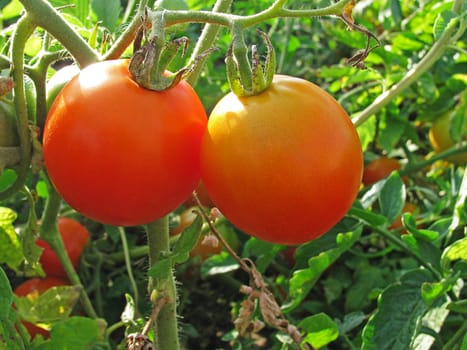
[429,113,467,165]
[43,59,207,226]
[14,277,69,338]
[200,75,363,245]
[36,217,90,278]
[362,157,401,186]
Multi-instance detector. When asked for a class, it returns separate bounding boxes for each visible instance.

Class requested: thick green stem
[40,180,98,319]
[0,16,35,200]
[103,0,149,60]
[186,0,234,86]
[352,0,464,127]
[18,0,98,67]
[146,217,180,349]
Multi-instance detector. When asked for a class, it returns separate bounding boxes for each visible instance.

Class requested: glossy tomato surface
[429,112,467,165]
[43,60,207,226]
[14,277,69,338]
[37,217,90,278]
[201,75,363,245]
[362,157,401,186]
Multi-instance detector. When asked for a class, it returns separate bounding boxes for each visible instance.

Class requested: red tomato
[362,157,401,186]
[42,59,207,226]
[37,217,90,278]
[201,75,363,245]
[14,277,69,338]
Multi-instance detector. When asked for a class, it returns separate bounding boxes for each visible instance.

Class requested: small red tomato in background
[389,202,419,233]
[362,157,401,186]
[14,277,69,338]
[37,217,90,278]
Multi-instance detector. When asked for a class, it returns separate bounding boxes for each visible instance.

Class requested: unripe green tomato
[46,65,80,111]
[0,100,19,147]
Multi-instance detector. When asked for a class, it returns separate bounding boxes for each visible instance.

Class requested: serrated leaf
[299,313,339,349]
[15,285,81,325]
[39,317,106,350]
[284,229,362,312]
[441,237,467,272]
[345,264,386,312]
[91,0,121,32]
[421,273,459,306]
[433,10,458,41]
[0,208,23,270]
[361,269,434,350]
[379,172,405,224]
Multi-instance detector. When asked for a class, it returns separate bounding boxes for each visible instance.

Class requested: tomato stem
[145,217,180,349]
[18,0,99,67]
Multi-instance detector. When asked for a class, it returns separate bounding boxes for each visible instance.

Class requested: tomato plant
[36,217,90,278]
[201,75,363,245]
[362,157,401,186]
[429,112,467,165]
[389,202,419,233]
[0,101,18,147]
[13,277,69,338]
[42,59,208,226]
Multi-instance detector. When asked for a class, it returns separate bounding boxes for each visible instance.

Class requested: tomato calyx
[129,9,214,91]
[226,29,276,97]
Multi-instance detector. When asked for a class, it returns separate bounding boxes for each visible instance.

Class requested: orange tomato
[201,75,363,244]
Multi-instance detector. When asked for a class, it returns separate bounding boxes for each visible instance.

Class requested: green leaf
[243,238,283,273]
[91,0,121,32]
[73,0,89,24]
[0,207,23,270]
[446,299,467,314]
[379,172,405,224]
[15,285,81,325]
[433,10,458,41]
[171,214,203,264]
[361,269,434,350]
[0,267,13,321]
[284,229,362,312]
[37,317,107,350]
[390,0,403,27]
[299,313,339,349]
[200,251,239,278]
[441,237,467,272]
[1,0,23,20]
[421,273,459,306]
[336,311,366,334]
[357,115,376,151]
[345,264,387,312]
[0,169,17,192]
[348,206,387,227]
[401,234,441,271]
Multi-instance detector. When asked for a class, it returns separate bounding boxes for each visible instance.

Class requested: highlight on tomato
[428,112,467,165]
[200,75,363,245]
[42,59,208,226]
[36,217,90,278]
[362,157,401,186]
[14,277,69,338]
